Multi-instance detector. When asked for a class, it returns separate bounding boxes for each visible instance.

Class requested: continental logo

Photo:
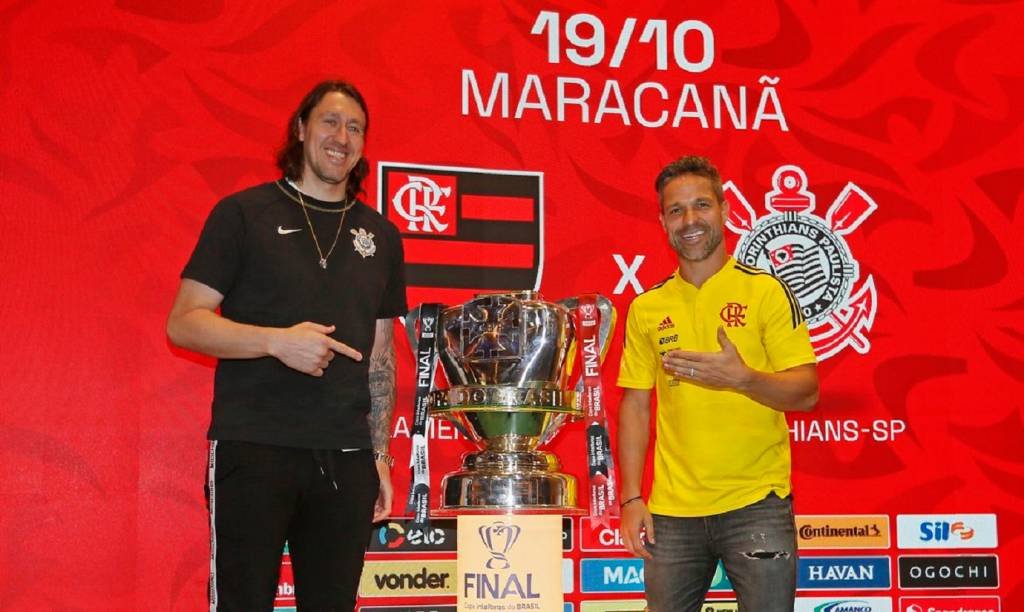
[358,560,456,598]
[797,515,890,549]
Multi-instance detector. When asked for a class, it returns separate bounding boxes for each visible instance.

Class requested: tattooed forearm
[368,319,396,451]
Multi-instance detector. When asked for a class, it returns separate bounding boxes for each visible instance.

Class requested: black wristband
[620,495,643,509]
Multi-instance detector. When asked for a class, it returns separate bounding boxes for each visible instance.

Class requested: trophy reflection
[407,291,614,513]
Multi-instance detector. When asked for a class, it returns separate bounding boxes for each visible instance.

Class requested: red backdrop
[1,1,1022,610]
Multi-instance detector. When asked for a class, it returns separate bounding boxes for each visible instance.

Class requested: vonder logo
[359,560,456,598]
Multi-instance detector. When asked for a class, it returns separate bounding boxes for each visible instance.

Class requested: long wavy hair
[275,80,370,201]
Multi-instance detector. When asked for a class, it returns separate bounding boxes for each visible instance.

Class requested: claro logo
[359,561,457,597]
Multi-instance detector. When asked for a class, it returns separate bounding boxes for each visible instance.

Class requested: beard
[668,221,724,262]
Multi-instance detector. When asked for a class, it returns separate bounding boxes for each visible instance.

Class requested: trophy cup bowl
[409,290,598,512]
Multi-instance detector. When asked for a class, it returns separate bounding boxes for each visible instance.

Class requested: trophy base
[436,450,582,513]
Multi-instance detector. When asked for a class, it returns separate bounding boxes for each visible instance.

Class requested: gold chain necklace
[293,184,355,269]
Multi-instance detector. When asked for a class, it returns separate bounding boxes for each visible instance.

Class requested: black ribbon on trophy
[406,303,440,529]
[575,293,618,527]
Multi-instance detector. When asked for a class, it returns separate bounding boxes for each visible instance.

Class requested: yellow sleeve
[760,280,817,371]
[616,300,657,389]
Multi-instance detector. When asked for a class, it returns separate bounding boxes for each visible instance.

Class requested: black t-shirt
[182,180,408,449]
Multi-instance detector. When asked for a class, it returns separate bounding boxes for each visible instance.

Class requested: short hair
[275,80,370,201]
[654,155,725,204]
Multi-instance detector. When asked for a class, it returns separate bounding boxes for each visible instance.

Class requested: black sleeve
[181,198,245,296]
[377,223,408,319]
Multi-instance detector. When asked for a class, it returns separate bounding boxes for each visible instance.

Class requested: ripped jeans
[644,492,797,612]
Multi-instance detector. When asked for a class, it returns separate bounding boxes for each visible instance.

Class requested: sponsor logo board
[581,517,626,552]
[579,602,647,612]
[796,515,890,549]
[896,515,998,549]
[358,607,457,612]
[358,560,456,598]
[794,596,893,611]
[898,555,999,589]
[898,595,1000,612]
[799,556,891,590]
[368,518,457,553]
[580,559,732,593]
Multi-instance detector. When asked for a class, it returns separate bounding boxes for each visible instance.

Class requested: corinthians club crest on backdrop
[726,165,877,361]
[378,162,544,305]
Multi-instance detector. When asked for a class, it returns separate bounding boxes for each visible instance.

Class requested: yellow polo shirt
[617,258,816,516]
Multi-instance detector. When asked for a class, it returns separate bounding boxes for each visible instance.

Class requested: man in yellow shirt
[616,156,819,611]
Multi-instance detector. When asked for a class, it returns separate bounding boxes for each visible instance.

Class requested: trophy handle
[557,294,617,362]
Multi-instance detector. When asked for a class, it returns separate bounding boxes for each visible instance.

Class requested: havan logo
[798,556,891,590]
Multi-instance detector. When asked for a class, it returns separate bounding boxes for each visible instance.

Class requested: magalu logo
[580,558,645,593]
[898,595,1000,612]
[378,162,543,304]
[796,515,890,549]
[367,518,456,553]
[896,514,998,549]
[897,555,999,589]
[726,165,877,360]
[799,556,891,590]
[358,560,456,597]
[794,597,893,612]
[580,558,732,593]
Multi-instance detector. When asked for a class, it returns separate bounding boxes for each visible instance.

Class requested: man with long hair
[167,80,406,610]
[616,156,818,611]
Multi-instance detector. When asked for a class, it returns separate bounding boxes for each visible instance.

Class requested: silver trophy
[406,291,615,512]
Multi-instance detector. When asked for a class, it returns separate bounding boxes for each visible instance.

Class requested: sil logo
[726,165,877,361]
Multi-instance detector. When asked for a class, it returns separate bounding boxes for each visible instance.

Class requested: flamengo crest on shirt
[726,165,877,361]
[377,162,544,294]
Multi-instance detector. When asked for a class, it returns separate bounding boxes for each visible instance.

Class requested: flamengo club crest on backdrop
[726,165,878,360]
[377,162,543,304]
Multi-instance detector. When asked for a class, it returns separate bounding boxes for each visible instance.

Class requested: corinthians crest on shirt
[725,165,877,361]
[377,162,543,305]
